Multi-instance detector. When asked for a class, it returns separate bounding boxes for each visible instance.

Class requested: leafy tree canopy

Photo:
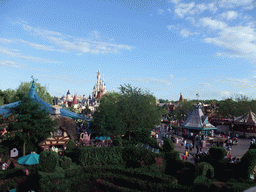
[0,81,54,105]
[2,96,58,145]
[158,99,169,103]
[91,84,167,141]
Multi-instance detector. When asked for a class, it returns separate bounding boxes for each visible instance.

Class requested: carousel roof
[0,78,90,121]
[234,110,256,125]
[181,104,216,130]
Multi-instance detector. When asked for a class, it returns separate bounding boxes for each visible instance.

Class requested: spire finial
[196,93,199,104]
[30,75,38,88]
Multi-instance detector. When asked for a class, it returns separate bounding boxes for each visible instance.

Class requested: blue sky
[0,0,256,101]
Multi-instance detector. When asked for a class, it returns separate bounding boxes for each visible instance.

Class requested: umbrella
[18,153,40,165]
[95,136,111,141]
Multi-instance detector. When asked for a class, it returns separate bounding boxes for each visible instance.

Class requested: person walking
[185,150,188,161]
[192,137,195,148]
[196,144,199,154]
[184,139,187,149]
[190,132,193,139]
[189,143,193,153]
[186,142,189,151]
[156,133,158,139]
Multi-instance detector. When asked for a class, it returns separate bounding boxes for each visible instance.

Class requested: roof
[234,110,256,125]
[181,104,216,130]
[73,95,78,104]
[0,79,90,121]
[49,115,79,141]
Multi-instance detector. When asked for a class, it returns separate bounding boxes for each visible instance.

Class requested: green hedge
[209,146,227,161]
[95,179,138,192]
[66,139,77,150]
[163,138,175,153]
[59,156,72,170]
[194,162,214,179]
[39,151,58,173]
[112,135,122,146]
[0,168,24,180]
[249,143,256,150]
[240,149,256,179]
[77,146,124,167]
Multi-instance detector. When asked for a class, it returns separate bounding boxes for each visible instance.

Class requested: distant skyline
[1,0,256,101]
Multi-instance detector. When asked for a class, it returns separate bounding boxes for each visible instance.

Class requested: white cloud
[221,91,231,97]
[158,9,164,14]
[0,60,26,68]
[174,2,195,18]
[220,11,238,21]
[219,0,254,8]
[167,25,177,30]
[180,28,193,37]
[208,2,218,13]
[0,38,14,44]
[167,8,171,12]
[172,2,218,18]
[169,0,180,5]
[15,21,133,55]
[203,24,256,60]
[185,17,196,25]
[200,17,228,30]
[0,46,57,63]
[0,60,48,72]
[170,74,175,79]
[19,39,56,51]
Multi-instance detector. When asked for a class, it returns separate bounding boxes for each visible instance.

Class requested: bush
[193,176,212,191]
[59,156,72,169]
[249,143,256,150]
[209,146,227,161]
[176,167,195,186]
[0,179,17,192]
[163,138,175,152]
[195,162,214,179]
[240,149,256,179]
[209,181,229,192]
[39,151,58,173]
[112,135,123,146]
[66,139,77,150]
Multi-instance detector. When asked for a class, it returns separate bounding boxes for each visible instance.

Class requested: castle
[58,68,107,113]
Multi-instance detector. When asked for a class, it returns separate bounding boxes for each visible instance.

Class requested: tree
[118,84,167,141]
[173,101,194,124]
[91,92,125,145]
[2,96,58,156]
[81,105,91,115]
[91,84,167,142]
[15,81,54,104]
[159,99,169,103]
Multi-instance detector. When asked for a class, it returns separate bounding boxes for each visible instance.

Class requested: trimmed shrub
[59,156,72,169]
[66,139,77,150]
[112,135,123,146]
[240,149,256,179]
[249,143,256,150]
[163,138,175,152]
[209,181,229,192]
[0,179,17,192]
[176,167,195,186]
[39,151,58,173]
[195,162,214,179]
[193,176,212,191]
[209,146,227,161]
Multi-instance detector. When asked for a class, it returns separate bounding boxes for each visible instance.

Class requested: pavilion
[233,110,256,133]
[0,78,90,121]
[181,104,217,136]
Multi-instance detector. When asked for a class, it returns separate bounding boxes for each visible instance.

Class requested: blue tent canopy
[95,136,111,140]
[18,153,40,165]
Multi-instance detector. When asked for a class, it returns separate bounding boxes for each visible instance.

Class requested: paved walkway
[154,126,251,163]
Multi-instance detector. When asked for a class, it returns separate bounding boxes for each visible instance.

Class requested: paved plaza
[154,126,251,163]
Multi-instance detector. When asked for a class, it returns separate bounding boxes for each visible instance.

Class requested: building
[233,110,256,133]
[181,103,217,135]
[0,78,91,154]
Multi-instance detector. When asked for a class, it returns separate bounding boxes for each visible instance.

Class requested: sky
[0,0,256,101]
